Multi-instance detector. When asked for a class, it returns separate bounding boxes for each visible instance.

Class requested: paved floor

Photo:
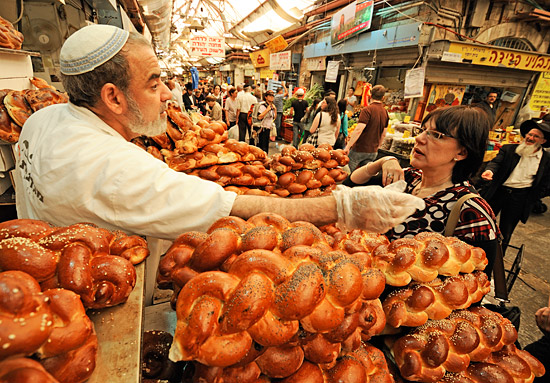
[499,196,550,347]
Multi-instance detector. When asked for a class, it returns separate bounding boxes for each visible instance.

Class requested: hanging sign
[249,49,271,68]
[447,42,550,72]
[404,67,425,98]
[325,60,340,83]
[190,36,225,57]
[265,35,288,53]
[270,51,291,71]
[331,0,374,46]
[260,68,275,79]
[306,57,326,71]
[529,72,550,111]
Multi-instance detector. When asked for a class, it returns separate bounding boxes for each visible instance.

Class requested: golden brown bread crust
[41,329,98,383]
[4,90,32,127]
[383,271,491,328]
[0,357,60,383]
[0,16,24,50]
[269,145,349,174]
[24,88,69,112]
[30,77,55,90]
[0,219,147,309]
[0,270,54,360]
[393,306,519,382]
[165,214,386,368]
[0,89,21,143]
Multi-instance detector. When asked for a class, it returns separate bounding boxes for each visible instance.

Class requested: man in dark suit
[481,119,550,253]
[182,82,196,112]
[476,91,498,127]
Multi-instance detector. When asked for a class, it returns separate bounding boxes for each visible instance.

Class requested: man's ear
[100,83,126,115]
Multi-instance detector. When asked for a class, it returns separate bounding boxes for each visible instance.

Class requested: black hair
[430,105,490,183]
[337,99,347,114]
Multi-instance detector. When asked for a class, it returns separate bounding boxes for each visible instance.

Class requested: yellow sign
[529,72,550,111]
[265,35,288,53]
[447,42,550,72]
[249,49,271,68]
[260,68,275,79]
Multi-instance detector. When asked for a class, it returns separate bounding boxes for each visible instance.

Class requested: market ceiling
[149,0,316,68]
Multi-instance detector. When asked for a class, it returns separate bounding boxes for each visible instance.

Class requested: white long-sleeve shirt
[15,103,236,240]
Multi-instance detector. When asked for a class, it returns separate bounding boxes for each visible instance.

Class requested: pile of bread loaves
[0,16,23,50]
[133,105,350,198]
[0,219,150,383]
[154,213,545,382]
[0,77,69,143]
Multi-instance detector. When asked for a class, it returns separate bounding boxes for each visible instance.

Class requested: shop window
[490,37,534,52]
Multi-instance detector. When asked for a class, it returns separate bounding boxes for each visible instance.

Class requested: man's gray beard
[515,141,540,157]
[126,94,167,137]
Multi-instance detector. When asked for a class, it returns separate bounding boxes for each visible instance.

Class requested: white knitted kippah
[60,24,130,75]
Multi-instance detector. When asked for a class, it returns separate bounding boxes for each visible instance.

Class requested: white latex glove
[332,180,425,233]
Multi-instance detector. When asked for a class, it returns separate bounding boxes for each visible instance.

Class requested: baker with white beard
[481,118,550,254]
[14,24,425,304]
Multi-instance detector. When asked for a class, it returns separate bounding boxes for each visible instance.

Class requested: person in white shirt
[166,79,183,110]
[345,87,357,112]
[235,84,257,143]
[481,118,550,253]
[14,24,424,304]
[224,87,238,128]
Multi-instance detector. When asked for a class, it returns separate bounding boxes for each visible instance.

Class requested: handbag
[444,193,521,330]
[305,112,321,146]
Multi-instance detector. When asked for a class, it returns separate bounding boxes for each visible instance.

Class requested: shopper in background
[344,106,499,278]
[335,99,349,149]
[345,84,389,172]
[273,82,288,140]
[300,98,321,145]
[256,90,277,153]
[345,87,357,112]
[194,87,206,114]
[480,118,550,254]
[166,79,182,110]
[182,82,196,112]
[236,84,257,143]
[476,91,498,127]
[205,96,223,122]
[210,84,223,106]
[224,87,238,128]
[15,24,425,304]
[308,96,340,147]
[253,86,263,102]
[289,88,309,147]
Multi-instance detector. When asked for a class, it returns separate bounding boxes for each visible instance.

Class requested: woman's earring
[453,157,458,161]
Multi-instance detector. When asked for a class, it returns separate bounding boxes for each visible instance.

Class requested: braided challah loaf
[268,168,346,197]
[383,271,491,328]
[0,16,24,50]
[393,306,518,382]
[268,144,348,174]
[372,232,488,286]
[4,90,32,127]
[0,357,60,383]
[164,214,387,367]
[0,270,54,360]
[0,219,148,309]
[0,89,22,143]
[436,344,545,383]
[191,341,392,383]
[24,88,69,112]
[188,161,277,187]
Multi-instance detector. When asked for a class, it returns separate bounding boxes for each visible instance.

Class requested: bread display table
[88,263,145,383]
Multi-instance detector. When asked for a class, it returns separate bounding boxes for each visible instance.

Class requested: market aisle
[503,196,550,347]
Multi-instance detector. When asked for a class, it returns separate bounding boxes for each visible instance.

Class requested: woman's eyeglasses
[413,125,455,140]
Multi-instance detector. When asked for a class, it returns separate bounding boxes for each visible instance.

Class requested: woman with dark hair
[335,99,349,149]
[308,96,341,146]
[344,105,499,278]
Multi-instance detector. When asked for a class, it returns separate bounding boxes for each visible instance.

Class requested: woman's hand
[381,158,404,186]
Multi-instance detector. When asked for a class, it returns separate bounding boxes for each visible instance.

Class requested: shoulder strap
[444,192,478,236]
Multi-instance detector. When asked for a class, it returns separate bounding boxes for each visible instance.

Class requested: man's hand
[332,182,425,233]
[535,306,550,336]
[481,170,493,181]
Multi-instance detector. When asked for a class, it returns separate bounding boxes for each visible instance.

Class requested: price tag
[403,130,411,138]
[404,115,411,123]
